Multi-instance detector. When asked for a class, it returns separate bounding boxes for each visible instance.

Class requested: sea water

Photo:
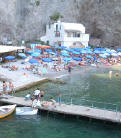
[1,66,121,138]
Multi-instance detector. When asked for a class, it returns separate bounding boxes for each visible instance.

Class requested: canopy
[31,52,40,57]
[99,54,107,58]
[18,53,27,58]
[117,49,121,52]
[29,59,39,64]
[72,57,82,61]
[62,53,70,57]
[26,50,34,54]
[5,56,16,60]
[42,58,52,62]
[72,51,80,55]
[0,46,25,54]
[86,55,93,59]
[36,46,51,49]
[45,49,52,52]
[63,58,72,62]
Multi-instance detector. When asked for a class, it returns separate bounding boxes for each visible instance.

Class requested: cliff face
[0,0,121,47]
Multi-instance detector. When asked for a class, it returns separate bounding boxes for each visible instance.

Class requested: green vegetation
[49,12,63,22]
[25,40,49,46]
[36,0,40,6]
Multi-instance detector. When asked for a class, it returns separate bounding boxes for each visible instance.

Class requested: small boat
[16,107,38,115]
[0,104,16,119]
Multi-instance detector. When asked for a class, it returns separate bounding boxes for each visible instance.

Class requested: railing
[64,98,121,120]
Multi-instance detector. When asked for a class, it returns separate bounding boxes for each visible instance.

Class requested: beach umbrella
[34,50,41,53]
[72,57,82,61]
[31,52,40,57]
[62,53,70,57]
[80,50,87,54]
[45,49,52,52]
[86,55,93,59]
[36,46,51,49]
[99,54,107,58]
[117,49,121,52]
[94,50,100,54]
[65,48,74,52]
[87,46,91,49]
[5,56,16,60]
[72,51,80,55]
[61,50,69,54]
[94,48,106,51]
[72,48,82,52]
[49,52,57,56]
[42,58,52,62]
[18,53,27,59]
[55,46,63,50]
[104,53,110,56]
[111,53,118,57]
[63,58,72,62]
[26,50,34,54]
[61,46,67,49]
[86,51,93,54]
[29,59,39,64]
[118,52,121,56]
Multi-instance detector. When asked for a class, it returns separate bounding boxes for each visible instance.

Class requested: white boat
[0,104,16,119]
[16,107,38,115]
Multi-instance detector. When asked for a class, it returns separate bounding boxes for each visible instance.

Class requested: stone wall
[0,0,121,47]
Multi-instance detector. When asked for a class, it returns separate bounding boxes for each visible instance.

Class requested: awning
[0,45,25,54]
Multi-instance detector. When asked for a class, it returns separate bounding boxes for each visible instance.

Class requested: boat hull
[0,105,16,119]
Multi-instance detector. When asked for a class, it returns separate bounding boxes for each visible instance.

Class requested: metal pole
[71,98,72,105]
[116,105,118,120]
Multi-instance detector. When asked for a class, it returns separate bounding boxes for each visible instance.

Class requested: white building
[41,21,89,48]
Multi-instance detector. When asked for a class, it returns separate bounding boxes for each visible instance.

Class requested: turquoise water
[1,66,121,138]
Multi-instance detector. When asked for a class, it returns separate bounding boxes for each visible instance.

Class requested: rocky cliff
[0,0,121,47]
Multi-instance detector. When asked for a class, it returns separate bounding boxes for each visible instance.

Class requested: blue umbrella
[86,51,93,54]
[18,53,27,59]
[63,58,72,62]
[80,50,87,54]
[29,59,39,64]
[86,55,93,59]
[61,50,69,54]
[31,52,40,57]
[56,46,62,49]
[117,49,121,52]
[35,50,41,53]
[87,46,91,49]
[5,56,16,60]
[26,51,34,54]
[94,51,101,54]
[72,57,82,61]
[99,54,107,58]
[72,51,80,55]
[42,58,52,62]
[72,48,82,52]
[65,48,74,52]
[62,53,70,57]
[45,49,52,52]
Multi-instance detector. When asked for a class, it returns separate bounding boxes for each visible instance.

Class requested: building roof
[61,22,85,32]
[0,45,25,54]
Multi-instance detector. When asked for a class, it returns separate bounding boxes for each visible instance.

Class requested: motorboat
[0,104,16,119]
[16,107,38,115]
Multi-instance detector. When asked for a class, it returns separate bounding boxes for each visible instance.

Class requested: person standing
[68,65,72,74]
[58,93,62,106]
[3,81,7,95]
[40,91,45,102]
[9,81,15,95]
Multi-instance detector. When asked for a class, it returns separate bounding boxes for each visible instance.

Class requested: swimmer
[109,70,113,80]
[115,72,119,77]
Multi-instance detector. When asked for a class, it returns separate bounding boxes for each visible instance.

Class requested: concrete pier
[0,95,121,124]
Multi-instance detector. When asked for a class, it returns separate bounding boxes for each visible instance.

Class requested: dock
[0,95,121,123]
